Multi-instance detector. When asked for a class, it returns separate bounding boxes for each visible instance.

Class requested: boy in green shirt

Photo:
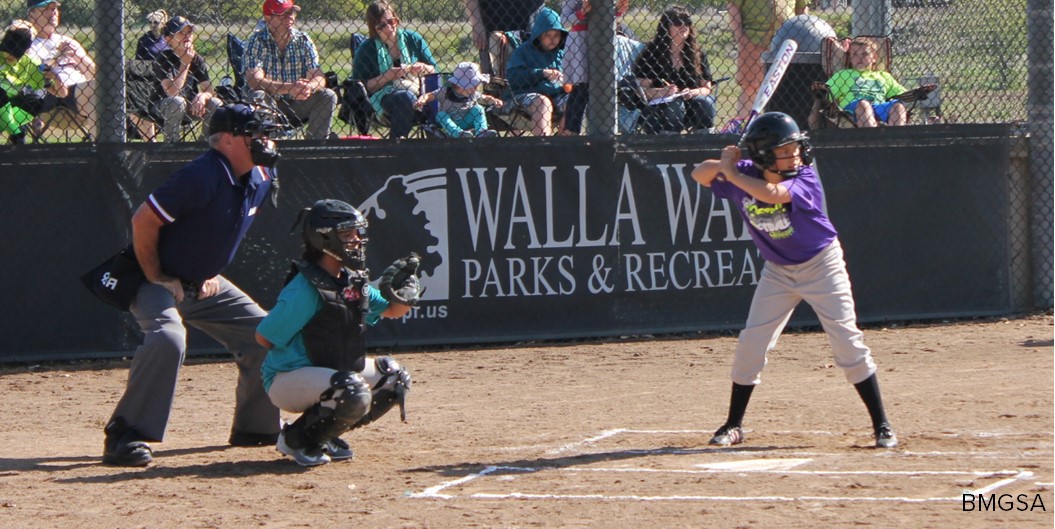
[0,24,66,142]
[826,37,908,127]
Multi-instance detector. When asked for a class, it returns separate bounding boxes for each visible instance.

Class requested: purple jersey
[709,161,837,265]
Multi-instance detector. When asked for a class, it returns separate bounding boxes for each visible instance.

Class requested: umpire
[102,103,285,467]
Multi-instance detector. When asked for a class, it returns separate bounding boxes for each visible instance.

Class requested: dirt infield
[1,313,1052,528]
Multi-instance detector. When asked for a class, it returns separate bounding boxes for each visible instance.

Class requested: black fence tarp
[0,125,1020,361]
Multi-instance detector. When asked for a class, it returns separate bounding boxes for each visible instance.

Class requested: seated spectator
[614,31,645,134]
[632,6,717,134]
[0,22,67,143]
[505,7,567,136]
[135,9,170,61]
[244,0,337,139]
[825,37,908,127]
[351,1,438,139]
[152,16,219,141]
[464,0,544,77]
[26,0,96,139]
[415,61,501,138]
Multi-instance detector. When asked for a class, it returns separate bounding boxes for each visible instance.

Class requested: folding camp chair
[809,35,942,129]
[23,90,93,143]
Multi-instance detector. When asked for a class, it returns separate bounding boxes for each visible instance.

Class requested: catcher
[255,199,421,466]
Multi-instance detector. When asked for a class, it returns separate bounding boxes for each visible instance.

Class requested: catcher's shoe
[277,430,331,467]
[102,419,153,467]
[323,438,354,461]
[708,425,744,447]
[875,424,898,448]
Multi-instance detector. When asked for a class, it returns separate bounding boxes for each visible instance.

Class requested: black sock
[724,383,755,428]
[854,374,890,431]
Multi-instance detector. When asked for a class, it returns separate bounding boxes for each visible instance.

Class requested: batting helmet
[302,199,369,270]
[741,112,814,171]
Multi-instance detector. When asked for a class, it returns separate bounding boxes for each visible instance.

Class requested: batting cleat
[875,424,898,448]
[708,425,744,447]
[277,430,331,467]
[323,438,354,461]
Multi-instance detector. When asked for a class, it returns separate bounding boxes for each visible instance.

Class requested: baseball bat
[737,39,798,145]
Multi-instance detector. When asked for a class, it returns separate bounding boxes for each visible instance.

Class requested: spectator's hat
[263,0,301,16]
[27,1,59,9]
[449,62,489,90]
[163,16,195,37]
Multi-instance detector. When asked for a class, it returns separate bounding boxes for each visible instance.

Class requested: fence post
[1027,0,1054,307]
[851,0,891,36]
[95,0,126,143]
[585,0,617,137]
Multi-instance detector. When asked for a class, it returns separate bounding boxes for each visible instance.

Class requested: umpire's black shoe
[229,430,280,447]
[102,418,153,467]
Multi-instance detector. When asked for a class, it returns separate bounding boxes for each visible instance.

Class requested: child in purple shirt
[691,112,897,449]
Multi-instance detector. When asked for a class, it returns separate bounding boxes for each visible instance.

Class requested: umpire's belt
[180,280,202,298]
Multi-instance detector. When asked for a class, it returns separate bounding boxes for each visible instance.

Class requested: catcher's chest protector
[294,261,370,372]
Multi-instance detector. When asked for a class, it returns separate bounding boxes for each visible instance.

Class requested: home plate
[695,458,813,472]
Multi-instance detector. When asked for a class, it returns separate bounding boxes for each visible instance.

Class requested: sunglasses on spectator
[376,18,398,30]
[669,17,692,26]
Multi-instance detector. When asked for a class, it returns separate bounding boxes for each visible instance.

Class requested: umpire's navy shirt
[146,149,272,284]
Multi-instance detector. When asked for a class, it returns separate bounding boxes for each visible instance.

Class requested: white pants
[268,359,385,413]
[731,239,877,386]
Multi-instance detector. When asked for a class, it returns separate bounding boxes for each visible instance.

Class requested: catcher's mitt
[378,252,424,306]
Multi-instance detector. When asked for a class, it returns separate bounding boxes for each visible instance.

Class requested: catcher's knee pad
[352,356,412,429]
[285,371,370,448]
[321,371,371,424]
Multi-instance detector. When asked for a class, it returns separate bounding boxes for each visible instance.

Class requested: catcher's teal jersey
[258,272,388,392]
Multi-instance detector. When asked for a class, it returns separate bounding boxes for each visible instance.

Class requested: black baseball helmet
[741,112,813,172]
[302,199,369,270]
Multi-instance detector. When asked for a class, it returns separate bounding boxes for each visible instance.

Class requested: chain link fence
[0,0,1045,139]
[0,0,1050,305]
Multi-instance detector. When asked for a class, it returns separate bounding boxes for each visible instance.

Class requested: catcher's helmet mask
[742,112,814,178]
[297,199,370,270]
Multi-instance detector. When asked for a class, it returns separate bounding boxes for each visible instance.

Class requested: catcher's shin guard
[283,371,371,449]
[351,356,412,429]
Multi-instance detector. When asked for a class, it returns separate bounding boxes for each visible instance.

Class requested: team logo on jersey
[742,197,794,240]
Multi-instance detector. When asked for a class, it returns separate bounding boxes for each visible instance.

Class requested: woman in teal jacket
[351,1,437,139]
[505,7,567,136]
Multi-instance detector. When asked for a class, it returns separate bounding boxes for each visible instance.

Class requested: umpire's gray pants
[250,89,337,139]
[730,239,877,387]
[109,276,279,442]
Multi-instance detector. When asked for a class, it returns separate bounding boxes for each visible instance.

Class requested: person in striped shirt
[244,0,337,139]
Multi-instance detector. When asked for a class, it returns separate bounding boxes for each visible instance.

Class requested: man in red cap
[244,0,336,139]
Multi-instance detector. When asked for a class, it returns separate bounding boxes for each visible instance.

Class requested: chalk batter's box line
[410,465,1033,502]
[544,428,1052,457]
[411,429,1039,502]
